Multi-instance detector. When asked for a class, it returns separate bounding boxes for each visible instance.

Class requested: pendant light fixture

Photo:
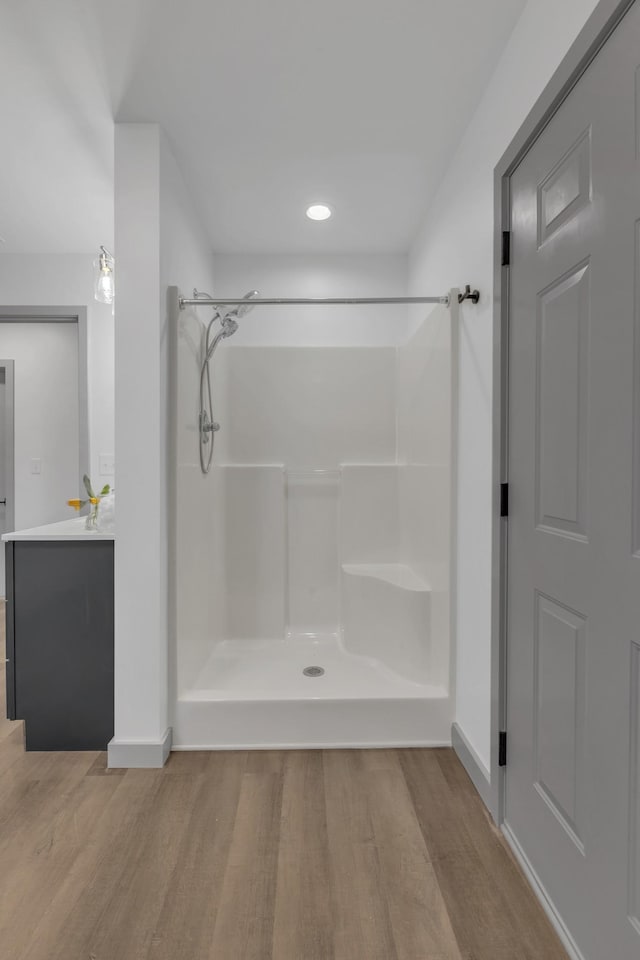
[94,245,115,304]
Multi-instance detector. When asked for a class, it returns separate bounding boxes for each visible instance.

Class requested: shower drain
[303,666,325,678]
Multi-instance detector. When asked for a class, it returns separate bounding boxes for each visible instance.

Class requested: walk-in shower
[173,281,477,750]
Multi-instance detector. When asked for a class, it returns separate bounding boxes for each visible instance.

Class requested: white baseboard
[107,727,172,768]
[451,722,492,810]
[502,822,586,960]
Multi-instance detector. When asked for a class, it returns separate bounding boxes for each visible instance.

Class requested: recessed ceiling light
[306,203,332,221]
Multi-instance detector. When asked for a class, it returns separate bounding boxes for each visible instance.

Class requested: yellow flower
[89,497,99,504]
[67,499,82,511]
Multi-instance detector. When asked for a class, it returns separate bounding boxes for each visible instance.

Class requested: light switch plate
[30,458,41,475]
[99,455,115,477]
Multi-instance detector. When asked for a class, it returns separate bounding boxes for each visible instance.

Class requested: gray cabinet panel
[6,540,114,750]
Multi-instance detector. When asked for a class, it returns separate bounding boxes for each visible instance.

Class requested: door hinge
[500,483,509,518]
[499,731,507,767]
[501,230,511,267]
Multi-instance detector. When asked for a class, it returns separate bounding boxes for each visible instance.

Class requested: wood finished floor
[0,608,568,960]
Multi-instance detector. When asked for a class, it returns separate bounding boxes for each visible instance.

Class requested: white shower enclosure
[172,287,457,749]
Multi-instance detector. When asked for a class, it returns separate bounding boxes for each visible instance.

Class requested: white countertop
[2,517,115,542]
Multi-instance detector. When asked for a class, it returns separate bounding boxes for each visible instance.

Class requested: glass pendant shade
[94,246,115,304]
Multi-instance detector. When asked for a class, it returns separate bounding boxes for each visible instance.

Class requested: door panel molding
[535,261,590,540]
[635,65,640,160]
[537,127,592,247]
[533,592,587,854]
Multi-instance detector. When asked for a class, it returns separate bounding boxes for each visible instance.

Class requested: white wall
[409,0,601,772]
[160,128,218,700]
[0,322,79,531]
[113,122,216,757]
[0,254,114,486]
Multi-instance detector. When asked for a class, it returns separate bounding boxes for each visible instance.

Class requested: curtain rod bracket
[458,284,480,305]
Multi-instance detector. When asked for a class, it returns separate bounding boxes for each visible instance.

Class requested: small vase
[96,492,115,533]
[85,500,99,531]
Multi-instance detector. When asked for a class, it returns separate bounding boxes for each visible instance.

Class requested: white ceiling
[0,2,115,254]
[0,0,526,255]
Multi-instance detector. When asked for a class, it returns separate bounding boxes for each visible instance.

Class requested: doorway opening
[0,307,90,598]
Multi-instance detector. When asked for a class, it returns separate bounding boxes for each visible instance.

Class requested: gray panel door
[507,3,640,957]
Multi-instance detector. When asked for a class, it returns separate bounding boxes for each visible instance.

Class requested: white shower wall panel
[176,307,207,467]
[176,463,224,692]
[341,465,399,564]
[398,307,452,465]
[221,346,396,466]
[395,302,455,694]
[399,463,451,688]
[398,464,450,585]
[286,470,340,639]
[222,465,286,641]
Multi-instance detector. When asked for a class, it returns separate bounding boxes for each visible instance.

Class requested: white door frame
[490,0,637,826]
[0,306,90,502]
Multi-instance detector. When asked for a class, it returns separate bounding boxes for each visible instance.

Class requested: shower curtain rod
[180,295,449,308]
[178,286,480,309]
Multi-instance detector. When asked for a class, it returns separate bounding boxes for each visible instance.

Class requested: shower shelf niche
[286,467,341,485]
[286,466,340,642]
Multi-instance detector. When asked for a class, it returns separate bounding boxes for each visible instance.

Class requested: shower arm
[179,287,480,310]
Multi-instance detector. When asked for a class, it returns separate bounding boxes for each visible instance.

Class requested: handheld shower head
[225,289,260,320]
[222,318,239,338]
[197,287,259,475]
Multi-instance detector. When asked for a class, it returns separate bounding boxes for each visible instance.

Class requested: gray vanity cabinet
[5,539,114,750]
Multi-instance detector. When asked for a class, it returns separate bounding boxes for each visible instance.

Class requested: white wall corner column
[109,123,171,767]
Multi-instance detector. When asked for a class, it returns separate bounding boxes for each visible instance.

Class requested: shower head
[222,289,260,321]
[221,318,239,338]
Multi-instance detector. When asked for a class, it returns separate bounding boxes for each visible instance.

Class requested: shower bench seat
[341,562,430,592]
[341,561,432,683]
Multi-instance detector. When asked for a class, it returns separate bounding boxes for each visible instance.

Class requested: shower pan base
[173,636,451,750]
